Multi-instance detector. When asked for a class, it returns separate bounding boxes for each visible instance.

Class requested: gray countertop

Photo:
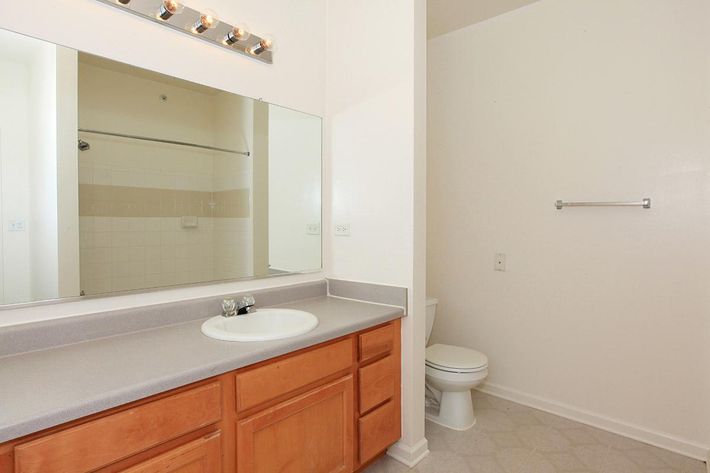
[0,296,403,443]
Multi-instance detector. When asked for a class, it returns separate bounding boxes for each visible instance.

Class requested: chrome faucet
[221,295,255,317]
[237,295,256,315]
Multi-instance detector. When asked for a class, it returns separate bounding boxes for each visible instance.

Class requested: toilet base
[424,390,476,431]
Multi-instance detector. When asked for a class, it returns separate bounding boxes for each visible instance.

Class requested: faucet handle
[237,295,255,314]
[221,298,237,317]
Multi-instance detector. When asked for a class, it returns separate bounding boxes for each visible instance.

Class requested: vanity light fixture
[192,10,219,34]
[249,35,274,55]
[95,0,274,64]
[224,25,250,45]
[158,0,184,20]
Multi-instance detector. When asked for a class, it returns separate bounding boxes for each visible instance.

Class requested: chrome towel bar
[555,198,651,210]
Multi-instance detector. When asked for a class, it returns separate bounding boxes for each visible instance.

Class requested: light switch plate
[306,223,321,235]
[334,223,351,236]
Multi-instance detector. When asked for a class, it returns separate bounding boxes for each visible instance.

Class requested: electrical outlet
[306,223,321,235]
[494,253,506,271]
[334,223,350,236]
[8,220,25,232]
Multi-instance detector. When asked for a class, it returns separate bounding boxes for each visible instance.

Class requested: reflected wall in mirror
[0,28,321,306]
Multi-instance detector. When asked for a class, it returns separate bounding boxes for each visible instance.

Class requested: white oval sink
[201,308,319,342]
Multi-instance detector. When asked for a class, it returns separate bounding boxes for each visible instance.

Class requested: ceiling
[427,0,540,38]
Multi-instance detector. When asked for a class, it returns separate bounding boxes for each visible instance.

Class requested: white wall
[0,0,327,324]
[0,57,32,303]
[0,0,325,117]
[0,31,69,304]
[268,105,322,272]
[428,0,710,459]
[325,0,428,465]
[28,41,59,302]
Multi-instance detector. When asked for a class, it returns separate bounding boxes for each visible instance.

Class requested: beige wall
[428,0,710,459]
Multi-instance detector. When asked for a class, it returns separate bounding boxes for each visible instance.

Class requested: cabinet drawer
[359,323,395,363]
[358,354,396,414]
[14,382,222,473]
[121,432,221,473]
[358,400,400,464]
[236,338,353,411]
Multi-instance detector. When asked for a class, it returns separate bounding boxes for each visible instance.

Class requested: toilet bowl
[425,298,488,431]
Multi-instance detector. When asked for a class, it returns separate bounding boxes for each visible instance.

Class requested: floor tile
[495,447,536,473]
[517,425,572,453]
[559,427,604,446]
[639,445,707,473]
[541,451,589,471]
[466,455,507,473]
[572,444,611,471]
[600,447,644,473]
[489,431,526,449]
[531,410,586,430]
[443,428,499,456]
[473,395,496,410]
[623,447,671,469]
[474,408,518,433]
[414,450,472,473]
[364,392,707,473]
[364,456,412,473]
[518,451,557,473]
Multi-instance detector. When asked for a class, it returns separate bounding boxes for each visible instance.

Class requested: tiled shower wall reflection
[78,137,252,295]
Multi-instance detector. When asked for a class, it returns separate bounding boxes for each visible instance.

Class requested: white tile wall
[79,216,254,295]
[78,136,254,295]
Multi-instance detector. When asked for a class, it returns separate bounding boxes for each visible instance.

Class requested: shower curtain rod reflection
[78,128,251,157]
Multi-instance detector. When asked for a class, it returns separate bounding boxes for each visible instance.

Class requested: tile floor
[365,391,706,473]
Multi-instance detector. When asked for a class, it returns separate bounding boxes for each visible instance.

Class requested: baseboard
[478,382,709,462]
[387,437,430,467]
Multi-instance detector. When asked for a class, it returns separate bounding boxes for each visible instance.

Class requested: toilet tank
[425,297,438,345]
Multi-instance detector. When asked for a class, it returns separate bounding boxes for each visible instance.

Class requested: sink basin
[201,308,319,342]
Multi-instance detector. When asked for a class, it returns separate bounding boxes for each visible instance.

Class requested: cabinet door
[237,376,354,473]
[120,433,221,473]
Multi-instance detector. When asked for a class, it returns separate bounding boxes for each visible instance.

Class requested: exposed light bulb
[224,25,251,45]
[193,10,219,34]
[157,0,183,20]
[249,35,275,55]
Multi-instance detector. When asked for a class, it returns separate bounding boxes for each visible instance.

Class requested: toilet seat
[425,344,488,373]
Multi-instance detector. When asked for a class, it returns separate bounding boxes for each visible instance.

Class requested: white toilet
[425,297,488,431]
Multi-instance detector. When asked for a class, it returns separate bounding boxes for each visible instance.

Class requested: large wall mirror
[0,28,322,306]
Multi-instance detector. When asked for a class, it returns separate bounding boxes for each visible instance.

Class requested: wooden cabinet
[355,321,401,468]
[0,319,402,473]
[121,433,221,473]
[358,355,396,414]
[14,382,222,473]
[236,339,353,412]
[237,376,354,473]
[358,400,399,464]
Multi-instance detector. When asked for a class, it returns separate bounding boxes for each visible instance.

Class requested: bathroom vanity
[0,294,403,473]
